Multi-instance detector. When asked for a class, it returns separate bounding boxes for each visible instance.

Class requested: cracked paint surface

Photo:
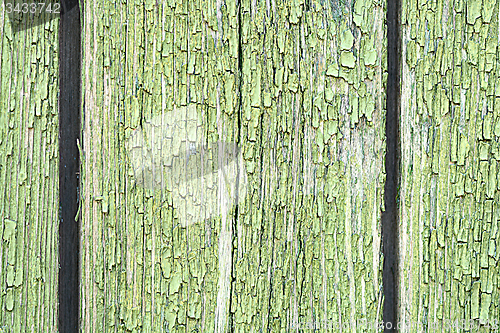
[81,0,385,332]
[0,12,59,333]
[233,0,386,331]
[400,0,500,331]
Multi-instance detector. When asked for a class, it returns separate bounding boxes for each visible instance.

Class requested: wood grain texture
[80,0,386,331]
[400,0,500,330]
[233,0,386,331]
[0,13,59,333]
[81,0,239,331]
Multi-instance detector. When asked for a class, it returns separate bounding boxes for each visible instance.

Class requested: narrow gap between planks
[58,0,81,332]
[382,0,401,330]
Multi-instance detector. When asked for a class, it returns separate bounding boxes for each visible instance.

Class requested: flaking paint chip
[340,52,356,69]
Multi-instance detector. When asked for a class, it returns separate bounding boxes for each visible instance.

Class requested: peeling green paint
[0,13,59,332]
[340,51,357,69]
[400,0,500,330]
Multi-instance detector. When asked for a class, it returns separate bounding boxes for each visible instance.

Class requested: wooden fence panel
[3,0,500,332]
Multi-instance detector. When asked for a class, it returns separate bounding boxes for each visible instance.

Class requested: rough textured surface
[81,0,386,331]
[400,0,500,330]
[233,0,386,331]
[0,13,59,333]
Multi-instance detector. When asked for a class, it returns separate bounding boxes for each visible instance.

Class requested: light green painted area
[81,0,386,332]
[0,13,59,333]
[400,0,500,330]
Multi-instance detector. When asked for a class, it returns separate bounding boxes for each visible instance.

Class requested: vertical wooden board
[232,0,386,331]
[82,0,385,333]
[0,13,59,333]
[401,0,500,330]
[81,0,240,332]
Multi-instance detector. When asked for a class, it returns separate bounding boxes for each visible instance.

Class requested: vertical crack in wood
[383,0,401,330]
[228,1,244,330]
[59,1,81,332]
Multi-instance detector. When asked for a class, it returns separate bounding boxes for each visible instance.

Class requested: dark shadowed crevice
[382,0,401,330]
[228,1,244,331]
[59,1,81,332]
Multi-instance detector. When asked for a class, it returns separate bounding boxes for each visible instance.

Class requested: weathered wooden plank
[233,0,386,331]
[400,0,500,330]
[81,0,240,331]
[0,12,59,333]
